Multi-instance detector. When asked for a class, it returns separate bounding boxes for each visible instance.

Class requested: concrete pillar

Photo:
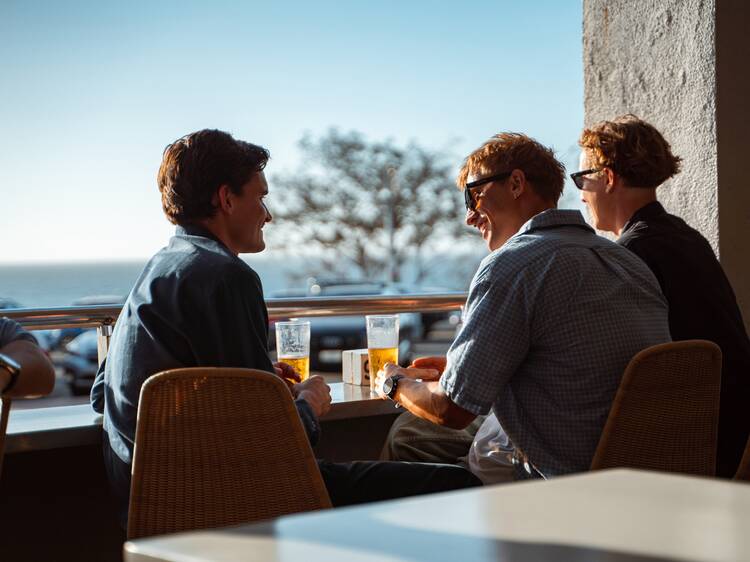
[583,0,750,330]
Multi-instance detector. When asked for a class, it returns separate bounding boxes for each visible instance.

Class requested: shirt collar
[622,201,666,233]
[516,208,595,236]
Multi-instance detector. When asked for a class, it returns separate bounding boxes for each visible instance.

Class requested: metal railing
[3,293,467,363]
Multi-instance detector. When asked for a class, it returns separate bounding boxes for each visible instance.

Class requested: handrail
[2,294,467,364]
[2,293,467,330]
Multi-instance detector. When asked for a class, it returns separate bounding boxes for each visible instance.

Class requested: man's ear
[215,184,233,213]
[603,168,617,194]
[510,169,526,199]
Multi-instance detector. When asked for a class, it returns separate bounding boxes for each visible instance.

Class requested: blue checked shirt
[441,209,670,478]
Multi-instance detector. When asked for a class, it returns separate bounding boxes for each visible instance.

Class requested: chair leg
[0,398,12,480]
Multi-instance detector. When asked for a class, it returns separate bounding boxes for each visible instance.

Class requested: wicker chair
[0,398,11,480]
[735,435,750,481]
[127,368,331,539]
[590,340,722,476]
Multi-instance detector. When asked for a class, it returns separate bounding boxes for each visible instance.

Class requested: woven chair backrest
[127,368,331,539]
[591,340,722,476]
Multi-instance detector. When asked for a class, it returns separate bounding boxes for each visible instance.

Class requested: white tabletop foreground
[124,469,750,562]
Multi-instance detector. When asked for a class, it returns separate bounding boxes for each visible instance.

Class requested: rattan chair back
[127,368,331,539]
[591,340,722,476]
[735,435,750,481]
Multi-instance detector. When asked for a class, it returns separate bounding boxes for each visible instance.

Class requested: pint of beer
[365,315,399,392]
[276,320,311,381]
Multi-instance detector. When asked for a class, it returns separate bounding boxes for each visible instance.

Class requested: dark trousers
[102,434,481,530]
[317,459,482,507]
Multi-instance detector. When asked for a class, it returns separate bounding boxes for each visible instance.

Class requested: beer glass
[275,320,311,381]
[365,314,399,391]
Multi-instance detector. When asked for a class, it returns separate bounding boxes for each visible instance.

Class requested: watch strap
[0,353,21,394]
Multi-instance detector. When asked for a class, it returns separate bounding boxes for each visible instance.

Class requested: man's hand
[273,361,301,391]
[408,355,446,379]
[294,375,331,418]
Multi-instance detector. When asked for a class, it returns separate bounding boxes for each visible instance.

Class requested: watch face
[382,377,394,395]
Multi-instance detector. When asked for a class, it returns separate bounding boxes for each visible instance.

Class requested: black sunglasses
[463,171,512,211]
[570,168,601,190]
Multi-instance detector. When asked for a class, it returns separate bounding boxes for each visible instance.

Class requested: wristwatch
[381,373,405,402]
[0,352,21,394]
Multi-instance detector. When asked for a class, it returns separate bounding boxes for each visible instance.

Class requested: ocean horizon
[0,253,480,309]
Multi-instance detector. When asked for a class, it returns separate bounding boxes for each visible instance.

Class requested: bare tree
[267,129,472,283]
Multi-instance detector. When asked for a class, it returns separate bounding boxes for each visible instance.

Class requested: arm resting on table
[1,340,55,398]
[395,379,476,430]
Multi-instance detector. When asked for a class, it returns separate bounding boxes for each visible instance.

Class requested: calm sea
[0,254,478,309]
[0,257,291,309]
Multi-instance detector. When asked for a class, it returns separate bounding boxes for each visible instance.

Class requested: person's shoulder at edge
[0,317,37,347]
[619,209,715,259]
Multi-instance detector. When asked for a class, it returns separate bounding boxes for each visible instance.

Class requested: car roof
[72,295,125,306]
[0,297,23,309]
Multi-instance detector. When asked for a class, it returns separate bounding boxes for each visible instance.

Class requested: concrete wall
[583,0,750,329]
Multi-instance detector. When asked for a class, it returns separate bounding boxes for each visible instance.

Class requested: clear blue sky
[0,0,583,263]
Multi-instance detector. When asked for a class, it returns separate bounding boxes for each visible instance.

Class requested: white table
[124,469,750,562]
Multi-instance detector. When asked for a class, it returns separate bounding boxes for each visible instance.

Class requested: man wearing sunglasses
[576,114,750,478]
[375,132,670,481]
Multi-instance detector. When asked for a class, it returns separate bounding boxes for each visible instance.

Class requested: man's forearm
[394,379,476,429]
[0,340,55,398]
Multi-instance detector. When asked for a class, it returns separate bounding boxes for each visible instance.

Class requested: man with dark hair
[375,132,671,481]
[91,129,479,527]
[575,114,750,477]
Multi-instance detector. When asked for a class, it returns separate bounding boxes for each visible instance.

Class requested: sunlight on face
[578,151,614,232]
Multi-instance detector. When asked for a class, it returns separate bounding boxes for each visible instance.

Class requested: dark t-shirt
[91,224,319,467]
[618,201,750,477]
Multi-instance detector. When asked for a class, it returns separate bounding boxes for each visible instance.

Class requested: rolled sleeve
[440,262,533,415]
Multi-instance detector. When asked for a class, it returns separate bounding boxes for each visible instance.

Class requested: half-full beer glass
[366,314,399,392]
[276,320,311,381]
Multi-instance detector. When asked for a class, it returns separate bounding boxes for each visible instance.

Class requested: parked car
[269,281,425,371]
[59,329,99,395]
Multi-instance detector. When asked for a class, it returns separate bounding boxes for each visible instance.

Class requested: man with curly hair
[575,114,750,477]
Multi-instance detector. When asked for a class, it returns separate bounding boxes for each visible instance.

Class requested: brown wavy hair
[457,133,565,203]
[579,115,681,188]
[157,129,270,225]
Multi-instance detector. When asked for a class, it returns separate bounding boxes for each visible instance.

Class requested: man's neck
[493,201,555,250]
[521,201,556,226]
[614,189,658,236]
[193,218,239,256]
